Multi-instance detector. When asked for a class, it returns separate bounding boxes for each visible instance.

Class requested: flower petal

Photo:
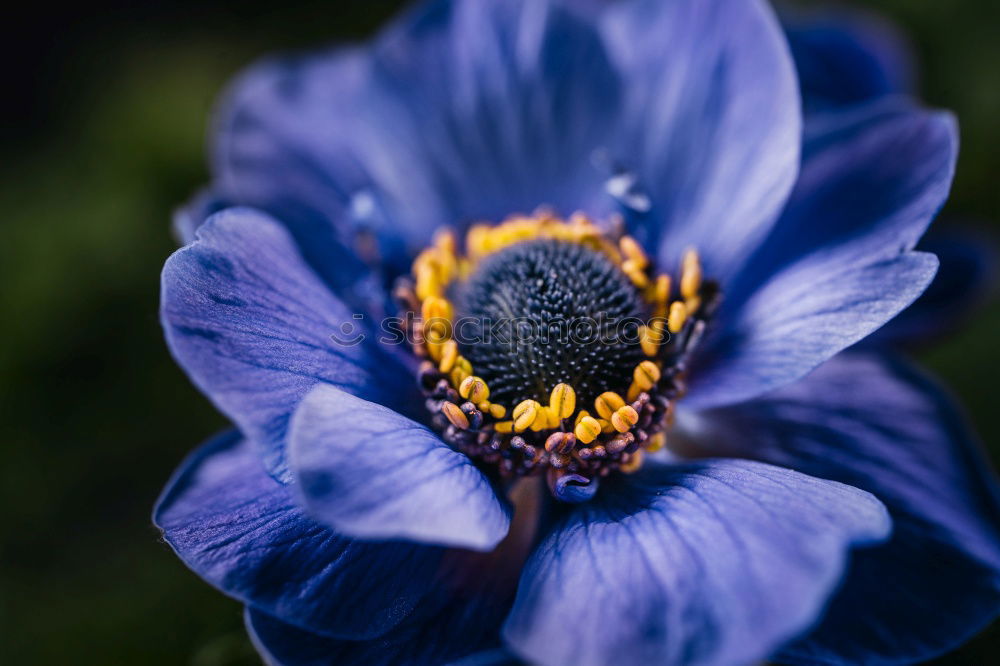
[171,188,231,245]
[687,100,956,408]
[289,383,510,550]
[240,475,547,664]
[783,8,914,111]
[688,352,1000,664]
[160,208,417,480]
[688,251,937,409]
[214,0,621,275]
[600,0,801,283]
[245,602,513,666]
[502,460,889,666]
[154,431,455,640]
[868,230,995,346]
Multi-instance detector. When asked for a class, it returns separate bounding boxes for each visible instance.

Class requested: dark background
[0,1,997,663]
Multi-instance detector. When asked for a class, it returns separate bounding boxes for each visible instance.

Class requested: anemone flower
[155,1,1000,664]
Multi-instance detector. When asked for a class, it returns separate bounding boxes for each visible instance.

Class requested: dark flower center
[395,213,720,502]
[454,238,647,408]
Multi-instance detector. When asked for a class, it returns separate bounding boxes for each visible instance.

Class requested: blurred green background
[0,1,996,663]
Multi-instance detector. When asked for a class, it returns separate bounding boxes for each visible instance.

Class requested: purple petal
[503,460,889,666]
[687,101,956,408]
[689,352,1000,664]
[160,208,417,480]
[868,230,996,346]
[171,188,231,245]
[245,602,513,666]
[289,383,510,550]
[783,8,915,111]
[213,0,621,270]
[154,431,451,640]
[240,477,549,664]
[600,0,801,283]
[688,251,938,409]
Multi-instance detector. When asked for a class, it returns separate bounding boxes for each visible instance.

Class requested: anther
[639,323,664,357]
[620,450,644,473]
[594,391,627,421]
[461,402,483,430]
[575,415,601,444]
[545,431,577,455]
[438,340,459,373]
[421,296,453,324]
[668,300,688,333]
[550,383,576,420]
[681,249,702,300]
[633,360,661,391]
[513,399,541,433]
[495,421,514,434]
[622,259,649,288]
[647,432,666,452]
[652,274,671,309]
[607,431,635,454]
[459,375,490,403]
[619,235,648,268]
[441,402,470,430]
[610,405,639,433]
[450,357,472,387]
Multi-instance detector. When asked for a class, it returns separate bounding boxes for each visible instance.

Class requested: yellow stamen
[594,391,627,421]
[531,405,558,431]
[626,381,642,403]
[619,235,648,269]
[620,449,644,473]
[449,356,471,387]
[652,274,671,309]
[549,383,577,420]
[494,420,514,434]
[459,375,490,403]
[433,228,457,255]
[574,416,601,444]
[425,331,447,362]
[668,300,688,333]
[438,340,459,373]
[633,360,661,391]
[421,296,453,324]
[681,249,702,300]
[513,399,541,433]
[611,405,639,433]
[639,321,665,357]
[488,403,507,419]
[646,432,666,453]
[415,264,441,300]
[622,259,649,288]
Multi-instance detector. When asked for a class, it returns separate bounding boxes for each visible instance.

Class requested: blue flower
[154,1,1000,664]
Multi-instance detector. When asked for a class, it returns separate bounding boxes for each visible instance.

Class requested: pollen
[399,211,721,501]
